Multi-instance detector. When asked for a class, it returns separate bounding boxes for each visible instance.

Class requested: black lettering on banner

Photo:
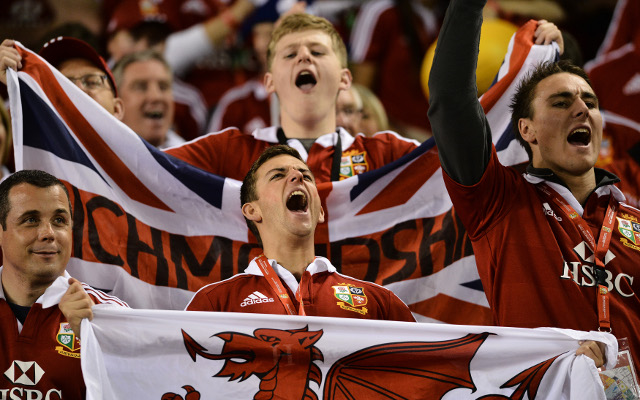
[238,242,263,275]
[331,237,380,282]
[126,214,169,285]
[86,196,124,266]
[419,210,466,276]
[170,235,235,286]
[382,220,418,285]
[71,186,84,259]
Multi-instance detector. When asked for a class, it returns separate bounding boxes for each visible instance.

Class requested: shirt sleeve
[427,0,493,186]
[387,290,417,322]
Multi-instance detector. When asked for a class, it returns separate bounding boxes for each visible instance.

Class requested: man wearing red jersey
[187,145,415,322]
[0,170,127,399]
[165,13,420,183]
[428,0,629,368]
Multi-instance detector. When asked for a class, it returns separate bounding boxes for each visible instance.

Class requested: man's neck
[1,270,48,307]
[555,168,597,205]
[263,238,316,281]
[280,113,336,140]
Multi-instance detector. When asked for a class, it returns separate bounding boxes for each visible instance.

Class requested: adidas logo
[240,291,275,307]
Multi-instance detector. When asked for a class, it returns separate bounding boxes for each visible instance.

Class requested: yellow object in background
[421,18,518,98]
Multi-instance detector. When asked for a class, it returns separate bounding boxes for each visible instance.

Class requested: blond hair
[267,13,348,70]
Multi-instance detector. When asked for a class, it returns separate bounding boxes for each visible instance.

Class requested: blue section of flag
[495,122,515,151]
[20,80,102,176]
[461,279,484,292]
[145,141,226,209]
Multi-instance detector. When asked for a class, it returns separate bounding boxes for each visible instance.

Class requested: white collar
[244,256,336,293]
[524,174,626,216]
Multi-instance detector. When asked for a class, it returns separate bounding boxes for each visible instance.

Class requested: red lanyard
[536,183,618,331]
[255,255,306,316]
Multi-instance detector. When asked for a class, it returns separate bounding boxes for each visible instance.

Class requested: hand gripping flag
[8,21,557,321]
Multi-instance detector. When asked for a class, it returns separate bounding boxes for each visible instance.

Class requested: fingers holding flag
[0,39,22,85]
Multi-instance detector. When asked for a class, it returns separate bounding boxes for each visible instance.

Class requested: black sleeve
[427,0,493,186]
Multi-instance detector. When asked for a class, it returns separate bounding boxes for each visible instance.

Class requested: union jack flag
[7,21,557,323]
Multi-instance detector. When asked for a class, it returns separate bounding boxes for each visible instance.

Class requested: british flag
[7,21,557,323]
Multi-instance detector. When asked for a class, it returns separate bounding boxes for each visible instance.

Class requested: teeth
[145,111,164,119]
[287,190,308,212]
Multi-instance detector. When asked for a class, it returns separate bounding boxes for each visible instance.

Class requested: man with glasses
[5,37,125,120]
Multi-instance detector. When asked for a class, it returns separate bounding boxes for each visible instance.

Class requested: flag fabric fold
[81,306,614,400]
[8,21,557,321]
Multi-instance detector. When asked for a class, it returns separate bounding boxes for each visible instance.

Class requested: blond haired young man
[165,13,419,183]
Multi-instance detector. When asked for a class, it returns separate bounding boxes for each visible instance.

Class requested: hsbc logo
[4,361,44,386]
[560,242,635,297]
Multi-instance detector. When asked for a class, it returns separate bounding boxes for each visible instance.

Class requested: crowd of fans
[0,0,638,397]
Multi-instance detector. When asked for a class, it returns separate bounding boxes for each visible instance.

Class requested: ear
[518,118,537,145]
[318,206,325,224]
[113,98,125,121]
[242,202,262,223]
[264,72,275,95]
[338,68,352,91]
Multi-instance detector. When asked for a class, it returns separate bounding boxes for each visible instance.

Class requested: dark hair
[0,170,72,230]
[240,145,305,244]
[510,60,593,161]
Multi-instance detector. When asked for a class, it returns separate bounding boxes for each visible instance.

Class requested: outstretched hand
[534,20,564,55]
[576,340,607,368]
[0,39,22,86]
[59,277,95,339]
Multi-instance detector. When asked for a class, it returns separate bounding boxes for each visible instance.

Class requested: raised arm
[427,0,492,186]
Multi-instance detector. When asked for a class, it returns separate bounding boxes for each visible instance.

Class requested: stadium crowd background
[0,0,625,155]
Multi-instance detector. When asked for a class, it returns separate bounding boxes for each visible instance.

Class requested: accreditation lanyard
[255,255,306,316]
[536,183,618,331]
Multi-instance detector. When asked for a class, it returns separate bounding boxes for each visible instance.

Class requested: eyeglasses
[66,74,110,92]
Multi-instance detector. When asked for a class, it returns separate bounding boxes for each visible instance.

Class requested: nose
[289,168,304,183]
[297,46,311,63]
[38,223,55,241]
[573,98,589,119]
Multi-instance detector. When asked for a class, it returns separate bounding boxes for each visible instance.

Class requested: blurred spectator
[585,0,640,127]
[594,0,640,57]
[0,0,101,52]
[112,50,184,149]
[39,36,124,119]
[350,0,438,141]
[583,0,640,208]
[0,97,13,181]
[206,2,309,135]
[353,83,389,137]
[207,20,276,134]
[104,0,208,140]
[335,86,362,136]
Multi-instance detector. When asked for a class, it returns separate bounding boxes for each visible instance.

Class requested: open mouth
[144,110,165,120]
[295,71,317,91]
[287,190,308,212]
[567,128,591,146]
